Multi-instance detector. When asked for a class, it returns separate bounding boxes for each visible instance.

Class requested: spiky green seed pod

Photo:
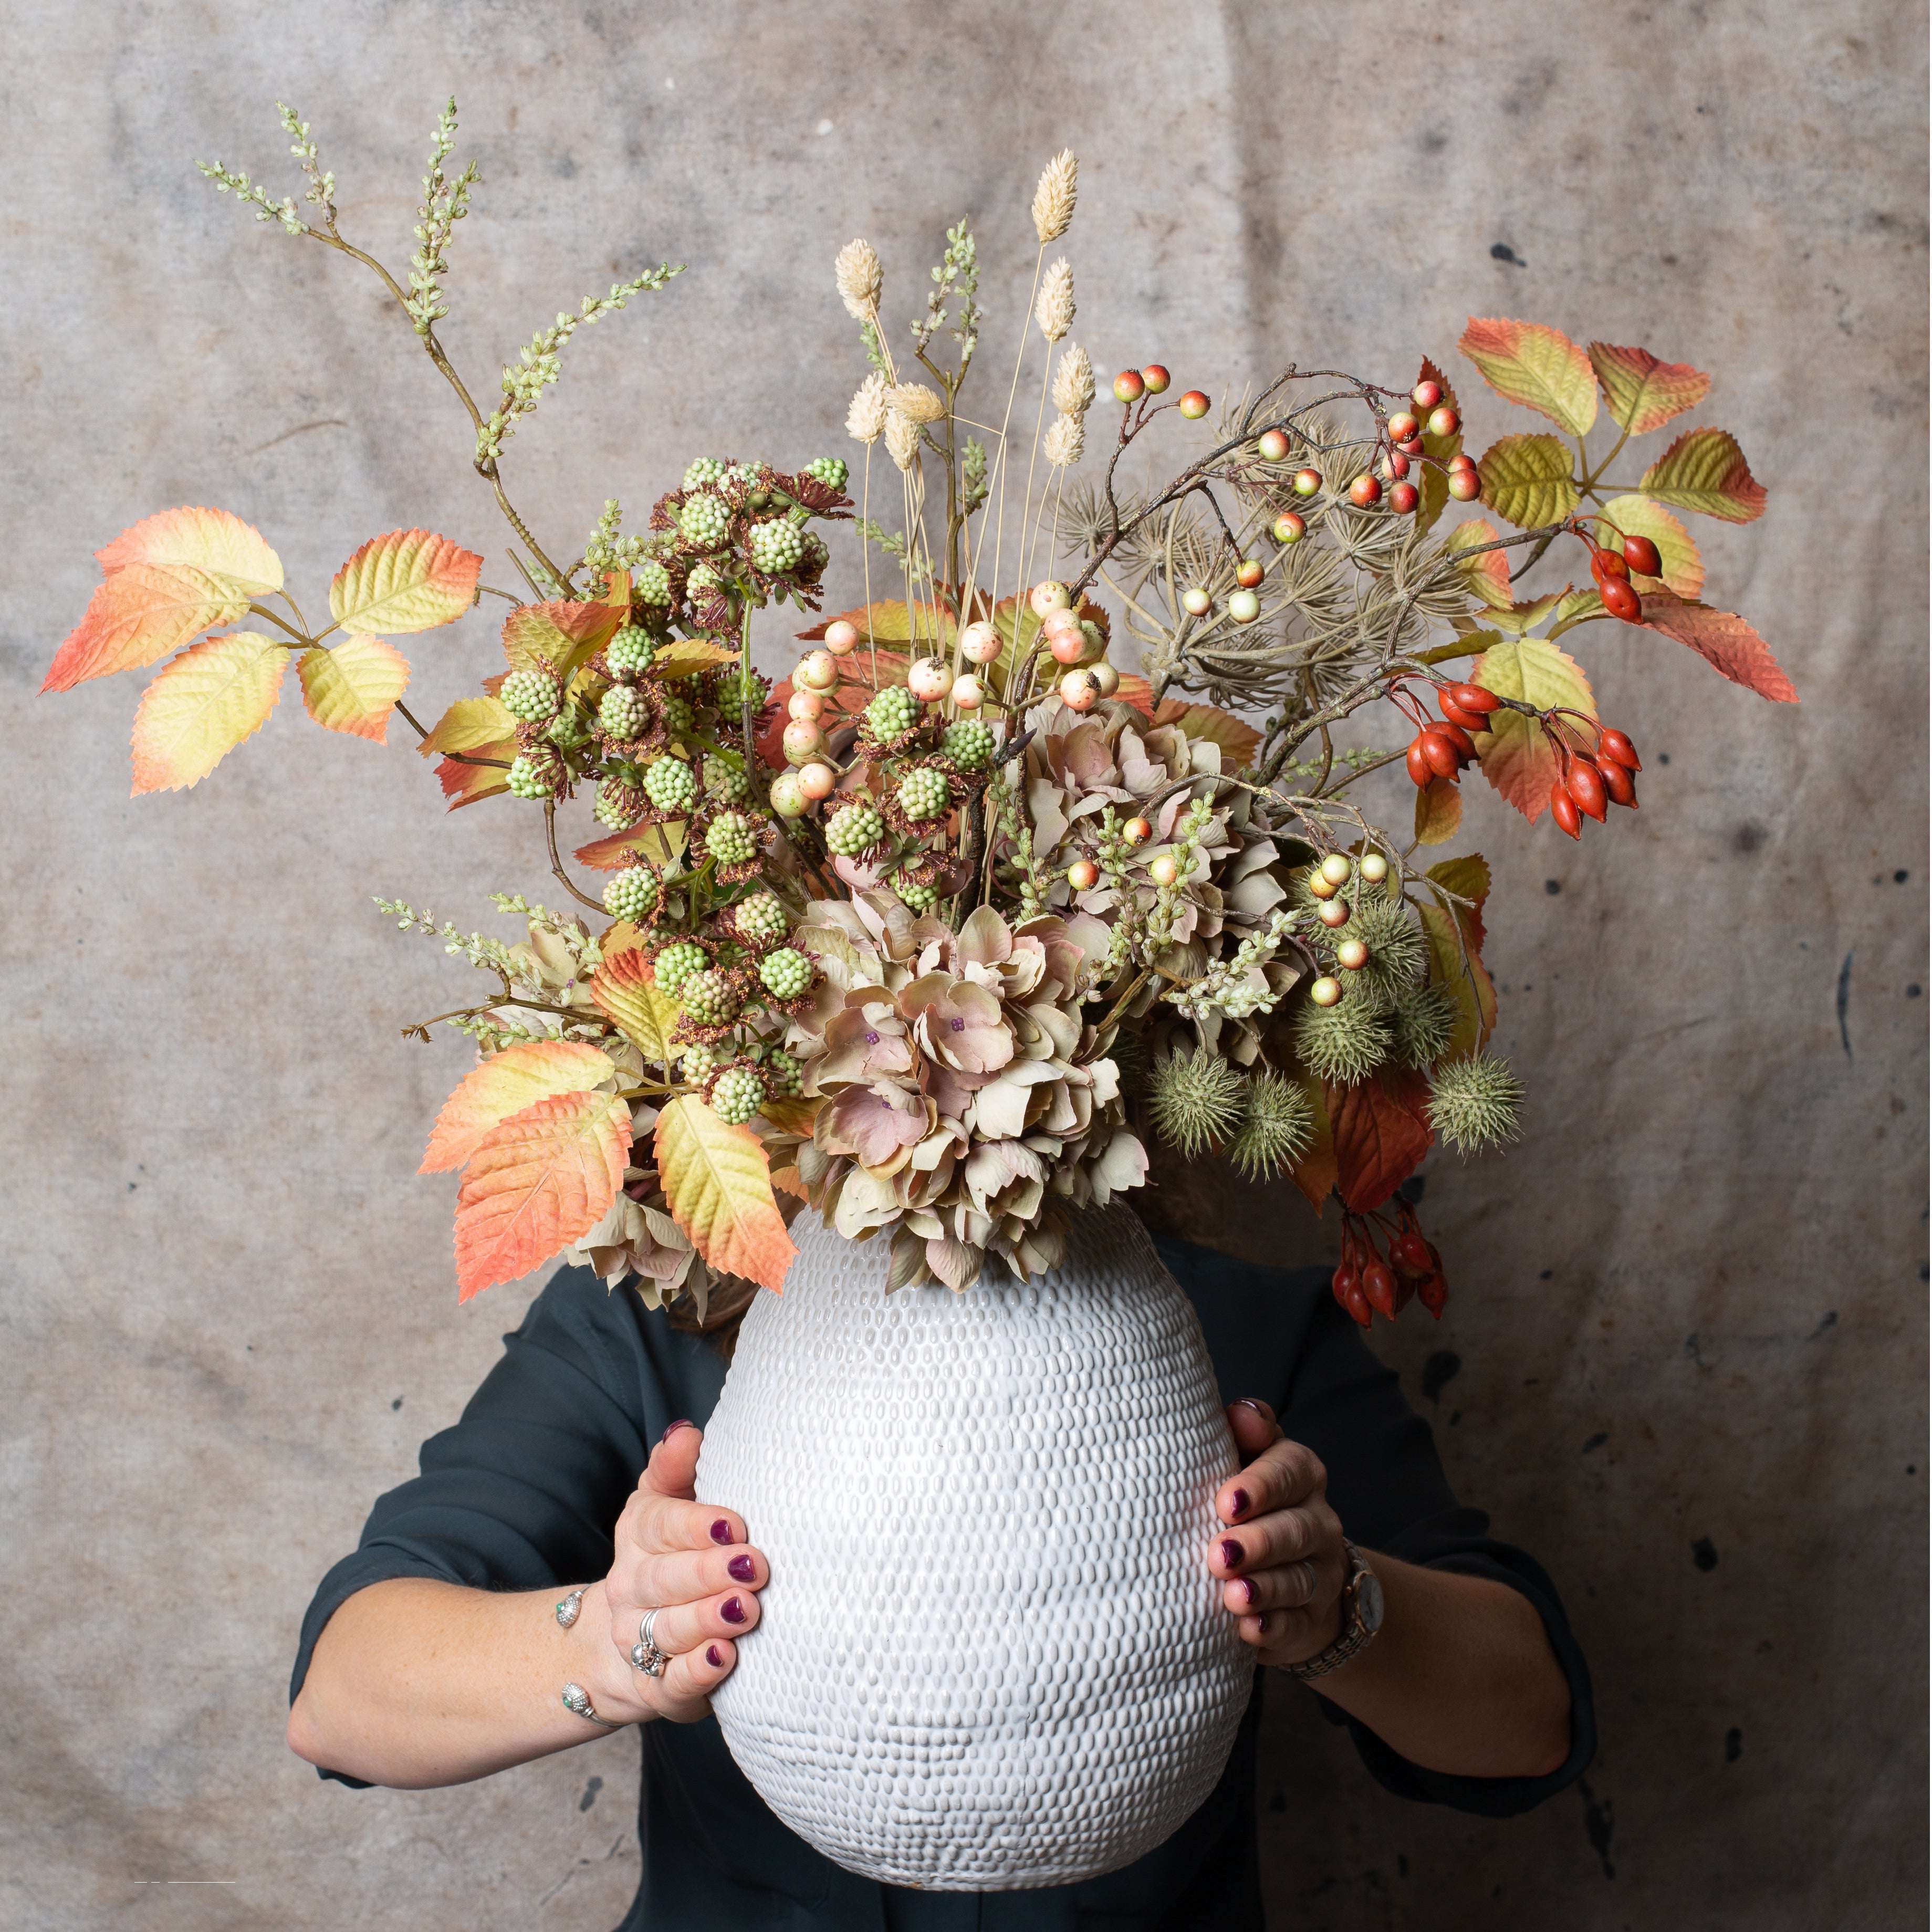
[506,747,565,799]
[1428,1055,1524,1154]
[679,1042,718,1085]
[499,667,562,723]
[825,801,886,855]
[678,492,731,550]
[659,695,696,739]
[705,810,760,868]
[642,756,698,815]
[1341,894,1428,996]
[606,626,655,677]
[681,968,742,1028]
[682,457,727,492]
[1228,1071,1316,1181]
[594,777,645,830]
[941,718,995,770]
[758,946,813,1000]
[749,519,806,575]
[602,866,660,922]
[1391,983,1459,1068]
[865,685,920,741]
[1147,1046,1247,1158]
[653,942,707,997]
[802,456,849,491]
[894,876,938,912]
[632,561,674,608]
[709,1064,766,1126]
[703,755,749,804]
[734,892,789,946]
[1291,994,1394,1085]
[598,684,650,740]
[763,1046,803,1096]
[896,766,951,822]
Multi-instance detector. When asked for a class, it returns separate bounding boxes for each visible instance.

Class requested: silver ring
[561,1682,617,1726]
[639,1608,663,1652]
[630,1607,669,1677]
[1289,1560,1320,1605]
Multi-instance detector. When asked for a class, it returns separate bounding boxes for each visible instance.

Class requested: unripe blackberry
[506,747,565,799]
[686,562,726,602]
[681,968,742,1027]
[763,1047,803,1097]
[824,801,886,855]
[601,866,659,922]
[653,941,707,997]
[724,463,766,492]
[749,518,806,575]
[594,777,645,830]
[702,755,749,804]
[734,892,790,946]
[678,492,731,550]
[682,457,727,491]
[606,626,655,677]
[643,755,698,815]
[678,1043,718,1086]
[709,1064,766,1126]
[598,684,650,739]
[659,695,696,739]
[802,456,849,491]
[633,561,673,607]
[758,947,813,1000]
[705,810,760,867]
[1428,1054,1524,1153]
[941,718,995,769]
[896,766,951,822]
[500,668,562,723]
[865,685,920,741]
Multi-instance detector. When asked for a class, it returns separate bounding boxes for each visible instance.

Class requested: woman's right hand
[592,1419,767,1724]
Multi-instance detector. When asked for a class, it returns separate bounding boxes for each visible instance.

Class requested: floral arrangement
[43,102,1793,1324]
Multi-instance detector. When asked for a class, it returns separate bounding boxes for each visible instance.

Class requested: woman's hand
[589,1420,768,1724]
[1210,1397,1351,1667]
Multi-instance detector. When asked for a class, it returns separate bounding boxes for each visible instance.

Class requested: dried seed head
[1042,411,1085,468]
[884,407,922,473]
[889,382,946,425]
[1036,258,1075,343]
[1031,149,1078,244]
[1051,342,1095,419]
[834,238,883,319]
[846,371,889,445]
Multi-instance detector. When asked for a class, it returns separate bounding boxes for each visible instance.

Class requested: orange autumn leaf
[1458,318,1597,436]
[1419,855,1497,1059]
[421,1039,616,1173]
[1586,343,1712,437]
[329,529,483,635]
[129,632,288,795]
[1445,519,1512,610]
[453,1090,632,1299]
[94,505,285,586]
[418,694,517,809]
[1326,1069,1434,1212]
[1414,354,1464,535]
[297,634,411,742]
[1637,593,1797,703]
[589,949,681,1062]
[46,561,275,693]
[500,599,626,679]
[1150,699,1261,767]
[1638,429,1767,525]
[1287,1076,1338,1214]
[1470,635,1595,822]
[655,1094,797,1291]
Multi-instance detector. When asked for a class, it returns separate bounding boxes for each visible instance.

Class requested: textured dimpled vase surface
[693,1203,1250,1891]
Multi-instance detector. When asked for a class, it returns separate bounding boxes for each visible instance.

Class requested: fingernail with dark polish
[1227,1487,1250,1519]
[721,1596,747,1625]
[728,1554,756,1583]
[659,1418,695,1444]
[709,1519,733,1544]
[1219,1539,1245,1570]
[1254,1612,1269,1636]
[706,1645,724,1668]
[1233,1397,1268,1418]
[1239,1576,1258,1607]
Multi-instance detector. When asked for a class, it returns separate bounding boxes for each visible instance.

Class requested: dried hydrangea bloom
[1031,149,1078,244]
[834,238,882,319]
[845,371,888,445]
[1036,258,1075,343]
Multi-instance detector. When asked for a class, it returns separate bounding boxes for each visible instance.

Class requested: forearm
[1312,1554,1572,1779]
[288,1577,630,1789]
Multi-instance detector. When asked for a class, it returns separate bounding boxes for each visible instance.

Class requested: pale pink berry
[907,656,954,701]
[951,673,986,709]
[823,619,861,655]
[960,620,1002,664]
[797,760,838,800]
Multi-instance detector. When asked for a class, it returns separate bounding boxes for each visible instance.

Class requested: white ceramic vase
[693,1201,1251,1892]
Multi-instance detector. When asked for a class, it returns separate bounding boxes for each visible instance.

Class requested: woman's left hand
[1210,1397,1352,1666]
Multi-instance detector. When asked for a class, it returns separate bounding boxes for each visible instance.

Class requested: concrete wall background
[2,2,1924,1927]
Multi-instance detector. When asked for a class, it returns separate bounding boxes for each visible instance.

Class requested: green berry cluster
[758,947,813,999]
[643,755,697,815]
[678,493,730,549]
[659,695,695,738]
[653,942,707,996]
[894,876,938,912]
[632,560,673,607]
[500,668,561,723]
[594,777,644,829]
[761,1047,803,1096]
[709,1064,766,1126]
[749,519,806,575]
[606,626,655,677]
[801,456,849,492]
[681,968,742,1027]
[703,755,749,804]
[682,457,727,491]
[705,810,760,867]
[734,892,789,946]
[602,866,659,922]
[896,766,951,822]
[865,686,920,741]
[506,748,564,799]
[598,685,650,739]
[825,801,886,855]
[941,718,995,770]
[679,1042,718,1085]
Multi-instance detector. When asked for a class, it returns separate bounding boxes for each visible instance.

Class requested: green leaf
[1458,318,1597,436]
[1469,636,1595,821]
[1638,428,1767,524]
[1476,435,1579,529]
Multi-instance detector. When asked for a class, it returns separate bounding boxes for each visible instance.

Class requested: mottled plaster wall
[2,3,1923,1928]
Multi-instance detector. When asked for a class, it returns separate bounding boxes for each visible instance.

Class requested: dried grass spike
[846,371,889,445]
[1043,412,1085,468]
[884,408,922,473]
[1035,258,1075,343]
[1031,149,1078,244]
[1051,342,1095,419]
[834,238,883,319]
[890,382,946,425]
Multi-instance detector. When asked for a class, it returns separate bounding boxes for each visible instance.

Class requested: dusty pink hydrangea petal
[820,1082,931,1171]
[956,905,1014,968]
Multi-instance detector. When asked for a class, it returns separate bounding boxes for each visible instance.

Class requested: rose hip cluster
[1401,680,1500,789]
[1332,1201,1446,1327]
[1574,521,1663,624]
[1545,718,1642,840]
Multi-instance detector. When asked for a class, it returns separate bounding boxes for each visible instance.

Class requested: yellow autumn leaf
[330,529,483,634]
[1459,318,1597,436]
[422,1040,616,1173]
[298,634,411,742]
[656,1094,797,1291]
[129,632,287,795]
[1475,434,1579,529]
[589,950,682,1062]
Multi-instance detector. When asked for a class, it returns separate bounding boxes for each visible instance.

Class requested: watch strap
[1280,1540,1379,1682]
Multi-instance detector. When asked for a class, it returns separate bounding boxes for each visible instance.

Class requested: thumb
[1225,1397,1280,1457]
[643,1419,703,1499]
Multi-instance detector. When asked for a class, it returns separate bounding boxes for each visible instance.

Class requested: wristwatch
[1281,1541,1384,1681]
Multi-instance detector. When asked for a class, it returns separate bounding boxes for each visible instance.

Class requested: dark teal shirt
[294,1236,1594,1928]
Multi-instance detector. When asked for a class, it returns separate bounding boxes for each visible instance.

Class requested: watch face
[1355,1565,1386,1634]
